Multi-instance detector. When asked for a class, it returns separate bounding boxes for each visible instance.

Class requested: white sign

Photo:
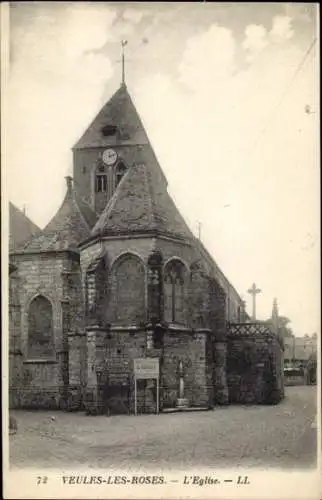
[134,358,159,379]
[133,358,160,416]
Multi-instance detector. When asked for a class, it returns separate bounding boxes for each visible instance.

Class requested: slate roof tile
[22,178,97,253]
[9,202,41,251]
[91,156,195,241]
[73,84,149,150]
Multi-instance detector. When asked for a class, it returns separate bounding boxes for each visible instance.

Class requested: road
[9,386,317,470]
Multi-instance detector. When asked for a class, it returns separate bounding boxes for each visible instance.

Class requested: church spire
[272,297,278,319]
[272,298,279,332]
[121,40,128,86]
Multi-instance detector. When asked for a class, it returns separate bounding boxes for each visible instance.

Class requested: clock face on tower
[102,148,117,166]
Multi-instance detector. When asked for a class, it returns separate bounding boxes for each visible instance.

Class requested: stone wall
[81,236,228,331]
[19,361,63,409]
[210,278,229,404]
[9,251,84,409]
[83,325,211,415]
[67,332,87,409]
[162,329,210,408]
[227,323,284,404]
[9,267,23,408]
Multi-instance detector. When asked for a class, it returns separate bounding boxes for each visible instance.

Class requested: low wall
[227,322,284,405]
[284,368,306,386]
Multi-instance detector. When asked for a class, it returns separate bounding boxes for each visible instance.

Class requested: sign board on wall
[133,358,159,379]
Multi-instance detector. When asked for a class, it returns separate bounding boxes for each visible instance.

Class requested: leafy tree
[265,316,294,337]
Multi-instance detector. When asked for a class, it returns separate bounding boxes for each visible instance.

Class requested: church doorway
[101,376,131,415]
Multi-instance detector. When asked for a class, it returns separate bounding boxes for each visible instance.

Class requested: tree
[265,316,294,337]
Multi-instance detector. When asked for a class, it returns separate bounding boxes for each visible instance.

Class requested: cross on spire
[247,283,261,321]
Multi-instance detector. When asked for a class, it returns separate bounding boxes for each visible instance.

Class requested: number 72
[37,476,48,485]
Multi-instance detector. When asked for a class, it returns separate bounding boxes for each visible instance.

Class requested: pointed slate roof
[9,202,41,251]
[91,154,195,242]
[73,84,149,150]
[22,177,97,253]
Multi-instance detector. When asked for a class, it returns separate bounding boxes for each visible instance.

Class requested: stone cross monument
[247,283,261,320]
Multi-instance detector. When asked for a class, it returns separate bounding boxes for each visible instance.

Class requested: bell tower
[72,41,151,215]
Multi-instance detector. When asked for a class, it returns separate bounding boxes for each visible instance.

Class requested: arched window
[95,164,108,193]
[28,295,53,358]
[147,251,163,323]
[115,161,127,187]
[113,254,146,324]
[164,259,187,324]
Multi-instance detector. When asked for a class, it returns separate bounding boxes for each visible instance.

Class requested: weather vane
[121,40,128,85]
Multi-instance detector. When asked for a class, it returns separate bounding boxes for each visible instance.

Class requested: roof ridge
[9,201,41,230]
[142,163,157,229]
[91,165,132,235]
[21,179,93,252]
[9,201,42,251]
[193,236,242,301]
[71,189,91,233]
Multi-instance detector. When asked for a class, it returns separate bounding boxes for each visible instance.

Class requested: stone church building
[9,81,284,414]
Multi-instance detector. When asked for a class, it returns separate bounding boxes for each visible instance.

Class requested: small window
[102,125,118,137]
[96,174,107,193]
[115,162,127,186]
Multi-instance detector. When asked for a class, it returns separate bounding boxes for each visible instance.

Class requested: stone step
[162,406,210,414]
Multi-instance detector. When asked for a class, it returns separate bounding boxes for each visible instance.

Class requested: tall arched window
[115,161,127,187]
[164,259,187,324]
[95,164,108,193]
[112,254,146,324]
[147,251,163,323]
[28,295,53,358]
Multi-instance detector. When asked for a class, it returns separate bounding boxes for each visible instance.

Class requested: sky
[6,2,319,336]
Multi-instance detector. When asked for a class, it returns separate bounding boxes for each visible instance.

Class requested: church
[9,75,284,414]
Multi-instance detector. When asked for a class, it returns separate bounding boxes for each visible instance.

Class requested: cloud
[242,24,268,62]
[123,8,145,25]
[59,6,148,52]
[270,15,294,42]
[63,5,117,58]
[178,25,236,91]
[242,15,295,64]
